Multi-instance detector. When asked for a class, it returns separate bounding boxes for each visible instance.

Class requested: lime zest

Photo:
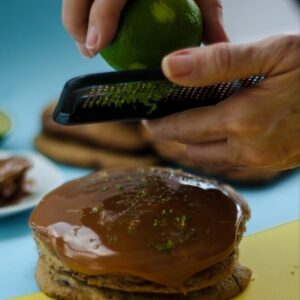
[84,80,176,115]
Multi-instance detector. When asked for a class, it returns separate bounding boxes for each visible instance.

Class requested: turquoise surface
[0,1,299,299]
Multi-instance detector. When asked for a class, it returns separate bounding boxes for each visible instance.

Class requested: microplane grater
[53,69,264,125]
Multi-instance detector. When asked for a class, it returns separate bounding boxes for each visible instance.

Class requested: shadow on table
[0,209,33,240]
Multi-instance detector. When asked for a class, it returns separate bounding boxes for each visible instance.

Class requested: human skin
[61,0,300,175]
[61,0,228,56]
[145,34,300,172]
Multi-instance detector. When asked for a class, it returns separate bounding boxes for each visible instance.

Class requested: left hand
[144,34,300,172]
[61,0,228,57]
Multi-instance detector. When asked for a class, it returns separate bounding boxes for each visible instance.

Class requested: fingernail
[76,42,93,58]
[86,25,99,50]
[162,53,193,77]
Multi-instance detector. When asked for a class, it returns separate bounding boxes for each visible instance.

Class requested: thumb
[162,35,287,87]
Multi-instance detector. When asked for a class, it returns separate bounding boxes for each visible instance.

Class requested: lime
[0,110,12,138]
[100,0,202,70]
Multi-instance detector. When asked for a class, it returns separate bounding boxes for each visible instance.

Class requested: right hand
[62,0,228,57]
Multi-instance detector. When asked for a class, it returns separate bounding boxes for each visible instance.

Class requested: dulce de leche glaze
[29,168,243,288]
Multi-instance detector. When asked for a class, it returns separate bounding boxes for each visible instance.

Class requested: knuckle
[281,34,300,50]
[155,112,186,142]
[282,34,300,67]
[238,147,279,168]
[226,114,270,137]
[213,43,232,76]
[92,0,122,19]
[239,149,267,167]
[62,17,81,35]
[200,0,223,11]
[148,118,172,141]
[266,34,300,71]
[145,122,159,139]
[208,0,223,10]
[226,118,252,135]
[226,118,245,135]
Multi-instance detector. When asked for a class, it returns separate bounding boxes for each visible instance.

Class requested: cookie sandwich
[29,167,251,299]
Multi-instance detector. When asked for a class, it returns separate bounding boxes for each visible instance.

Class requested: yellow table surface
[13,220,300,300]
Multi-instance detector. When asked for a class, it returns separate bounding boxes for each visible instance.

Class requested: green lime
[0,110,12,138]
[100,0,202,70]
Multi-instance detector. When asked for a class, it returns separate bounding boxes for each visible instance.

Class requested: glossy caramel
[30,168,243,287]
[0,157,33,206]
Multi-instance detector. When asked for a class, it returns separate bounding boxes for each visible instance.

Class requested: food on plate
[0,157,34,207]
[30,167,251,299]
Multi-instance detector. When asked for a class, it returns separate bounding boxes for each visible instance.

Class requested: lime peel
[151,1,176,24]
[100,0,202,70]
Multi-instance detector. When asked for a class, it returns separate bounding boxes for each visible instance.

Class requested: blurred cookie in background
[42,102,149,152]
[35,102,159,168]
[152,140,279,183]
[35,134,158,168]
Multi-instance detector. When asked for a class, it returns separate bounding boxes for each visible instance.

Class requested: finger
[186,141,245,170]
[196,0,229,44]
[62,0,92,43]
[62,0,94,57]
[162,35,289,86]
[86,0,127,53]
[76,42,94,58]
[143,106,228,144]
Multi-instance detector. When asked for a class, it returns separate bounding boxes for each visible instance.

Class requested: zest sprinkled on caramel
[29,168,243,288]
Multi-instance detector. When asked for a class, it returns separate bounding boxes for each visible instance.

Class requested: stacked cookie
[30,167,252,300]
[35,102,158,168]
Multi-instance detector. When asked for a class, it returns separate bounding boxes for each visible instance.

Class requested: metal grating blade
[53,70,264,125]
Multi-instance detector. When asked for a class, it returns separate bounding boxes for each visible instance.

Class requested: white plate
[0,151,64,218]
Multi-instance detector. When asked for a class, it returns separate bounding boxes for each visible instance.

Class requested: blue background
[0,0,299,299]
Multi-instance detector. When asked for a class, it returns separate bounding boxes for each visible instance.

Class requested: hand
[61,0,228,57]
[152,140,279,182]
[145,34,300,172]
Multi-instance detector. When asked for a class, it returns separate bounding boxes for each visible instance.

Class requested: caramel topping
[29,168,243,288]
[0,157,33,206]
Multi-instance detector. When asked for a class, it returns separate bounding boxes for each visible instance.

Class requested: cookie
[34,133,158,168]
[30,168,251,299]
[36,256,251,300]
[34,231,236,294]
[42,102,149,152]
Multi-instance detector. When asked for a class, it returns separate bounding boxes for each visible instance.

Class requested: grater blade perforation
[53,70,264,125]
